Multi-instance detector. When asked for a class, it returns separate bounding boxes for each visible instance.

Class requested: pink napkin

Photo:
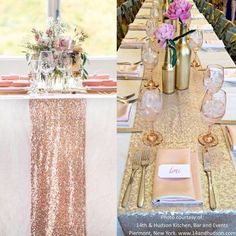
[117,103,132,122]
[152,148,202,206]
[88,74,110,80]
[0,81,13,87]
[82,80,116,87]
[1,75,29,80]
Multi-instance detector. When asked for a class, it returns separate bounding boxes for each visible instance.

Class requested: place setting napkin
[82,74,117,93]
[0,74,30,94]
[191,13,205,20]
[129,23,146,31]
[117,103,134,128]
[117,63,144,78]
[190,24,213,32]
[120,38,145,49]
[152,148,202,206]
[201,40,225,50]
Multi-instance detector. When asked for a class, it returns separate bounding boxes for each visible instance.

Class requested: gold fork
[121,152,141,208]
[137,150,150,208]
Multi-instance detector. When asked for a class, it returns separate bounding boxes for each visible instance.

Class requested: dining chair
[223,31,236,47]
[211,9,224,28]
[219,21,235,41]
[117,6,125,49]
[214,15,231,39]
[132,0,142,16]
[204,3,214,22]
[121,1,135,24]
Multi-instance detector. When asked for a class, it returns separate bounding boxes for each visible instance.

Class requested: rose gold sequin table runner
[30,99,86,235]
[118,46,236,233]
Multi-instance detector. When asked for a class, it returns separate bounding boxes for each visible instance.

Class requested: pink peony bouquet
[154,23,175,48]
[164,0,192,23]
[154,23,195,66]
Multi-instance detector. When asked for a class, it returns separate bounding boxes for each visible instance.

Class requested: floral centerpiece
[154,23,195,67]
[164,0,192,24]
[23,18,88,80]
[163,0,194,90]
[154,23,195,94]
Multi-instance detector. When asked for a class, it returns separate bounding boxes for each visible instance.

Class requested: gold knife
[117,128,142,133]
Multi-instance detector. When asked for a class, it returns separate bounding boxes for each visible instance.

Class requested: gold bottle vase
[162,47,175,94]
[175,23,191,90]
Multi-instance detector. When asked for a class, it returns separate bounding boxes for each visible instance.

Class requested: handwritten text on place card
[158,164,191,179]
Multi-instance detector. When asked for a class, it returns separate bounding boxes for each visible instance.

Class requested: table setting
[117,0,236,234]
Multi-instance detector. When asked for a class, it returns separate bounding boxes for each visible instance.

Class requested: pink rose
[46,28,53,36]
[164,0,192,23]
[154,23,175,47]
[58,36,71,51]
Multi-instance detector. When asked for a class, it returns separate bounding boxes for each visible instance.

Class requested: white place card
[158,164,191,179]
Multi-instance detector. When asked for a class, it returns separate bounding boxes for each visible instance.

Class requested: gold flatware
[203,148,216,211]
[118,93,135,100]
[117,128,142,133]
[117,76,145,81]
[216,120,236,125]
[117,98,138,104]
[117,60,142,65]
[137,150,150,208]
[225,126,233,150]
[121,152,141,208]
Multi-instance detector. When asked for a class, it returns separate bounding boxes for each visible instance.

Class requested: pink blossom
[46,28,53,36]
[35,33,40,41]
[154,23,175,47]
[58,37,71,51]
[164,0,192,23]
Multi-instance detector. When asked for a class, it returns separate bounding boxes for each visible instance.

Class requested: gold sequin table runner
[118,48,236,234]
[30,99,86,235]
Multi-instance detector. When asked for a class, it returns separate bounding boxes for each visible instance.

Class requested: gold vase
[175,23,191,90]
[162,47,175,94]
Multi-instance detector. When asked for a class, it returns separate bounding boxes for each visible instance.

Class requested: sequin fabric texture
[30,99,86,236]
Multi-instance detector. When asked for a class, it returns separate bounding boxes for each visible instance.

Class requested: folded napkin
[121,38,144,48]
[224,69,236,82]
[117,103,133,127]
[202,40,225,49]
[117,64,143,77]
[191,24,213,32]
[191,14,205,19]
[226,126,236,151]
[88,74,110,80]
[82,80,116,87]
[152,148,202,206]
[0,80,30,87]
[1,75,29,80]
[129,23,146,31]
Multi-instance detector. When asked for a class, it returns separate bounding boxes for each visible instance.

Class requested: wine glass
[150,7,160,23]
[198,89,226,147]
[189,30,203,68]
[140,88,163,146]
[203,64,224,94]
[146,19,157,38]
[39,51,55,92]
[28,60,41,93]
[57,52,73,90]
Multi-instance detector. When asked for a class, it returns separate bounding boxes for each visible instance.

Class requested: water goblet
[39,51,55,92]
[198,89,226,147]
[140,88,163,146]
[189,30,203,68]
[203,64,224,94]
[28,59,41,93]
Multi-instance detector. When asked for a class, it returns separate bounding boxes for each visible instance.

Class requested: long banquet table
[118,0,236,235]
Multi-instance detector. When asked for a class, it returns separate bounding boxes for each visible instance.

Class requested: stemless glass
[140,88,163,146]
[28,60,41,93]
[189,30,203,68]
[39,51,55,92]
[198,89,226,147]
[203,64,224,94]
